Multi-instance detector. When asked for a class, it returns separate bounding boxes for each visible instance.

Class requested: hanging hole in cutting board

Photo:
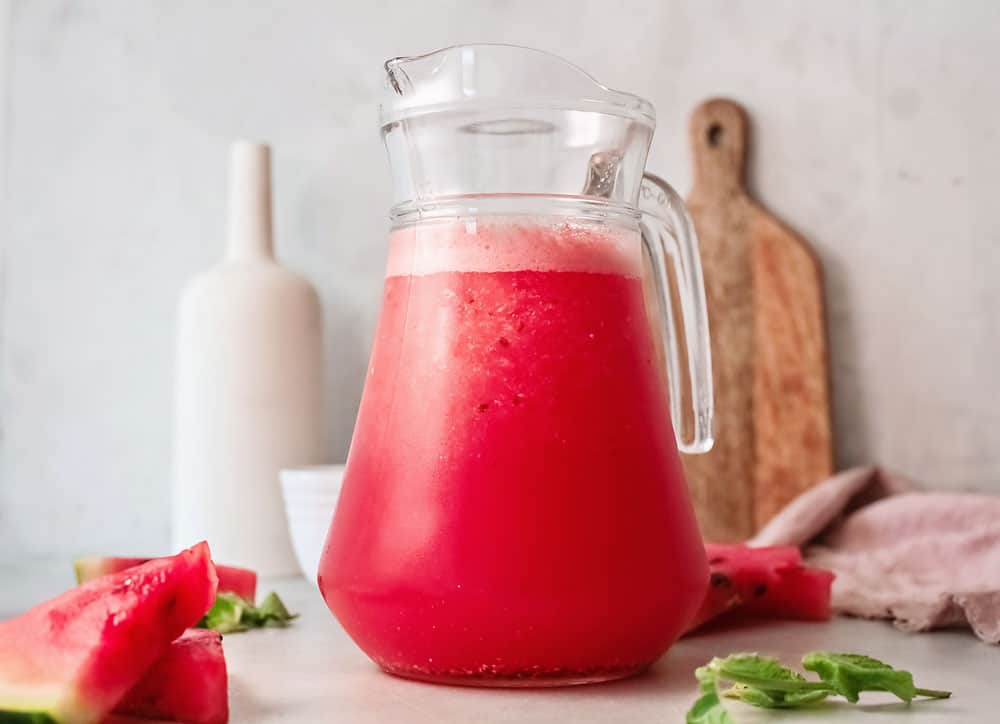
[707,123,724,147]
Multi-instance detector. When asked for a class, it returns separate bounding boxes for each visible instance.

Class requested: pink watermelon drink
[320,217,707,685]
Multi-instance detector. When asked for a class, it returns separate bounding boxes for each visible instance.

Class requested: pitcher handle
[639,172,714,454]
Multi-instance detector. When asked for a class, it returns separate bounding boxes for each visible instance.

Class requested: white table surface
[1,565,993,723]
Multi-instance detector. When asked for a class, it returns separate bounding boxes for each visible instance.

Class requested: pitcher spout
[380,44,656,211]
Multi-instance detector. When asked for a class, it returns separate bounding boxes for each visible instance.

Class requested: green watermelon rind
[72,558,146,587]
[0,712,58,723]
[0,690,85,723]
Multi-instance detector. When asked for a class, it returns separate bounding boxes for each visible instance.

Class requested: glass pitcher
[319,44,714,687]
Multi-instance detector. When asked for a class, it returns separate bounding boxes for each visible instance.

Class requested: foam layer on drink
[387,217,641,278]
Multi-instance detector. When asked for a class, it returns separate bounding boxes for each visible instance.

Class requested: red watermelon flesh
[115,629,228,724]
[75,557,256,602]
[215,566,256,603]
[0,542,217,724]
[739,564,834,620]
[686,544,833,633]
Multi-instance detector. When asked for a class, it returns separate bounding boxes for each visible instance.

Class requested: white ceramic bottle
[172,141,325,576]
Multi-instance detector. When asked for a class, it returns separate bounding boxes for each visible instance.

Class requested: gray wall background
[1,0,998,562]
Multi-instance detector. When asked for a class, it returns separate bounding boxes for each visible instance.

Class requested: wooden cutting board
[680,98,833,542]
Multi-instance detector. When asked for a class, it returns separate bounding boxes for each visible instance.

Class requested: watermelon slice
[686,544,834,632]
[75,557,256,602]
[0,542,217,723]
[115,629,228,724]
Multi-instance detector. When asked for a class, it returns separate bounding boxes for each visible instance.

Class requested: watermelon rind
[0,713,58,723]
[71,558,145,587]
[0,697,62,723]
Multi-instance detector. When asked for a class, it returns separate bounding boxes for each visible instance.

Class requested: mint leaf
[197,591,298,633]
[695,663,719,691]
[725,683,830,708]
[687,655,824,721]
[686,690,733,724]
[716,654,807,689]
[686,650,950,720]
[802,652,950,703]
[200,593,250,633]
[257,591,296,623]
[714,654,831,709]
[687,665,734,724]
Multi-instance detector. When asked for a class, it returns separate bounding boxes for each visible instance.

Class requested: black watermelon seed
[710,572,731,588]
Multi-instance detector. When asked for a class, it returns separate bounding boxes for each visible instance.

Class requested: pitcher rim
[381,43,656,127]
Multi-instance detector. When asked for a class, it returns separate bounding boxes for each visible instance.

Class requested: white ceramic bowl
[280,465,346,586]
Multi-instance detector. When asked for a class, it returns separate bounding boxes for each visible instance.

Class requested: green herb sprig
[197,591,298,634]
[687,652,950,723]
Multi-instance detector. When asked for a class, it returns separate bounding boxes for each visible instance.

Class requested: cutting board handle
[690,98,749,198]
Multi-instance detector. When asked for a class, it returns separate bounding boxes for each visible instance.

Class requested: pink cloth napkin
[751,466,1000,643]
